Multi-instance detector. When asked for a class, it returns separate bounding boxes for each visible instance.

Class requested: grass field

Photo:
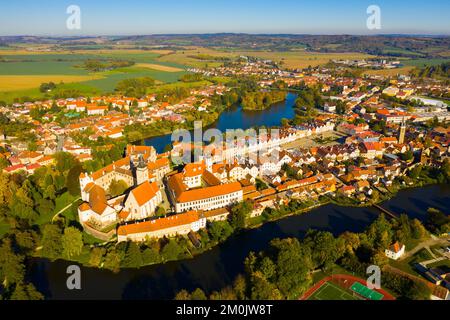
[307,281,359,300]
[34,191,78,226]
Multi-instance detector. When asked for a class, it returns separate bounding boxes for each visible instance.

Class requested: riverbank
[129,91,294,147]
[30,180,447,274]
[142,92,297,153]
[28,184,449,299]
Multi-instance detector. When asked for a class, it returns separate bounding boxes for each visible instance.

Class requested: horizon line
[1,32,450,38]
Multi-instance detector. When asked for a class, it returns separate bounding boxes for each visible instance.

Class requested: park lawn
[34,191,78,226]
[55,192,79,213]
[308,281,359,300]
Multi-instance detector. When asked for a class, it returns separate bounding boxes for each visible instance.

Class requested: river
[29,184,450,300]
[143,92,298,153]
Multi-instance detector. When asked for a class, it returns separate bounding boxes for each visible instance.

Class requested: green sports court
[350,282,384,300]
[307,281,361,300]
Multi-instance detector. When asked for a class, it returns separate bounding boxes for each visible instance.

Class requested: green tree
[122,242,143,268]
[104,250,121,273]
[230,201,252,230]
[10,282,44,300]
[41,224,63,260]
[208,221,233,242]
[365,214,393,250]
[190,288,207,300]
[304,230,342,270]
[108,179,129,197]
[0,239,25,286]
[250,271,283,300]
[61,227,83,259]
[66,163,83,196]
[270,238,313,299]
[142,247,159,265]
[405,281,431,300]
[175,289,191,300]
[88,247,106,267]
[161,239,184,261]
[14,230,36,252]
[54,152,77,174]
[233,274,247,300]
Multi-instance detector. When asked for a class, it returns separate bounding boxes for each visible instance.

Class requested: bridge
[372,204,398,220]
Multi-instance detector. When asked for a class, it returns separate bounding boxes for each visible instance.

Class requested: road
[399,236,449,261]
[57,135,65,152]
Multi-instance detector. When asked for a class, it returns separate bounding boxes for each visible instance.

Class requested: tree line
[175,212,438,301]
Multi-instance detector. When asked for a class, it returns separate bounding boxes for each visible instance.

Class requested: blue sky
[0,0,449,36]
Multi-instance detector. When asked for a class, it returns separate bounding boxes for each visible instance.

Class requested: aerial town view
[0,0,449,312]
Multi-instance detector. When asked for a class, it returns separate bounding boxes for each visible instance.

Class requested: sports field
[307,281,360,300]
[351,282,384,300]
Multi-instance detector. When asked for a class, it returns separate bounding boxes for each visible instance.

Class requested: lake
[29,184,450,300]
[143,92,298,153]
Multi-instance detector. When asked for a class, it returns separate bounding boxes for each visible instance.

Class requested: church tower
[136,154,148,186]
[398,120,406,144]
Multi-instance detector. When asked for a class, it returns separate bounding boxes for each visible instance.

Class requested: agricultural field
[1,45,447,102]
[234,50,374,69]
[402,58,450,67]
[0,49,189,102]
[156,47,235,68]
[363,66,415,77]
[156,46,375,69]
[0,75,101,92]
[135,63,185,72]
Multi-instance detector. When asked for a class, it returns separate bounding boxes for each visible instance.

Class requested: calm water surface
[144,93,297,153]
